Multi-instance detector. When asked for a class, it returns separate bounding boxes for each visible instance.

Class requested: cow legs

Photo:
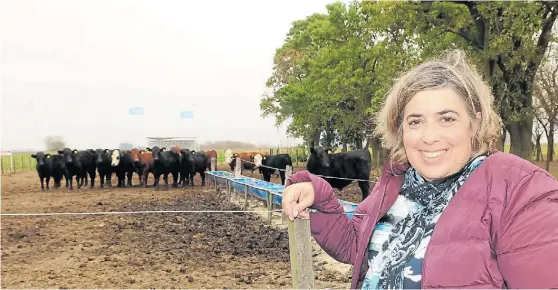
[171,171,179,188]
[126,171,133,187]
[200,171,206,186]
[89,170,96,189]
[279,171,286,185]
[163,173,170,190]
[39,176,45,191]
[83,174,88,186]
[358,181,370,201]
[154,173,162,190]
[45,176,51,190]
[99,173,106,188]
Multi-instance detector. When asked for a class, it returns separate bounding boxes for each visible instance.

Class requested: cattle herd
[30,143,373,201]
[30,146,217,191]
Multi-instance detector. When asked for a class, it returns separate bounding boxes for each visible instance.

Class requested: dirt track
[1,167,357,289]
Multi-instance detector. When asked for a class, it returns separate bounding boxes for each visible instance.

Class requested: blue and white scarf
[362,154,487,289]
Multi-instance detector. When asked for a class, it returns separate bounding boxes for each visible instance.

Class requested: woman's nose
[421,123,440,144]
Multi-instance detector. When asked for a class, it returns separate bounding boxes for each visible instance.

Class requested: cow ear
[46,154,51,159]
[250,155,254,159]
[31,154,36,158]
[140,150,144,154]
[161,147,166,152]
[263,156,267,160]
[146,147,152,152]
[73,149,78,154]
[57,150,63,154]
[104,149,110,153]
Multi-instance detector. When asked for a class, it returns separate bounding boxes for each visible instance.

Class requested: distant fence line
[0,148,310,174]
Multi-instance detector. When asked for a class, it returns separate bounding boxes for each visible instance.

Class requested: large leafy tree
[418,1,558,160]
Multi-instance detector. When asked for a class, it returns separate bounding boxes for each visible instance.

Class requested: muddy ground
[1,165,361,289]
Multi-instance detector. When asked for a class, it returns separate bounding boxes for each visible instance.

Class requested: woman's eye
[441,116,456,124]
[408,119,421,126]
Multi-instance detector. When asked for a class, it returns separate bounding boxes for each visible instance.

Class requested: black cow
[58,148,97,190]
[146,146,181,190]
[31,152,53,191]
[94,148,113,188]
[51,154,67,189]
[306,144,371,200]
[110,149,135,188]
[256,153,293,185]
[178,149,196,187]
[192,151,208,186]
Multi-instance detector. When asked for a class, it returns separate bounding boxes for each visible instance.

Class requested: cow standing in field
[132,148,156,187]
[58,148,97,190]
[31,152,54,191]
[306,143,372,200]
[129,148,148,186]
[94,149,113,188]
[254,153,293,185]
[225,150,268,175]
[110,149,135,187]
[146,146,181,190]
[51,154,67,188]
[192,151,208,186]
[177,148,196,187]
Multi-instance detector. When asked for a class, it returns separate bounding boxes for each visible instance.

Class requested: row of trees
[261,1,557,168]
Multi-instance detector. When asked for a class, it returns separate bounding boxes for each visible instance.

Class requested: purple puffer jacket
[286,151,558,289]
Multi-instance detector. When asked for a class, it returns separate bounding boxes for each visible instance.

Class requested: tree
[418,1,558,160]
[44,136,66,152]
[261,1,422,167]
[533,42,558,170]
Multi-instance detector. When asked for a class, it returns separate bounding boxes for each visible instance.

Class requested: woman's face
[402,87,477,181]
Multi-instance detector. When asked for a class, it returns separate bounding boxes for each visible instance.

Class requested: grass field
[3,145,558,177]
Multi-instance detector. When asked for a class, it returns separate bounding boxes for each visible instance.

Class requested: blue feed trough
[206,171,359,219]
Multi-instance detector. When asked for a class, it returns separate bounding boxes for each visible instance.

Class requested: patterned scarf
[376,153,487,289]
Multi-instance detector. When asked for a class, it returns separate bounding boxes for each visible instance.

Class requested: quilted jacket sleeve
[286,170,379,265]
[496,169,558,288]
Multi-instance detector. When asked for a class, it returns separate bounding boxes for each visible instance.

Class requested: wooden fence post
[210,157,216,171]
[234,157,241,178]
[287,217,315,289]
[243,184,249,210]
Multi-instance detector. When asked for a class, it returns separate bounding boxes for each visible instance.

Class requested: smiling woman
[281,48,558,289]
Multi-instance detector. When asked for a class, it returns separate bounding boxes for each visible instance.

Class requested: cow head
[31,152,50,167]
[180,149,195,164]
[149,146,166,162]
[58,148,77,164]
[224,149,233,164]
[111,149,121,167]
[94,149,110,165]
[129,148,141,166]
[253,154,264,167]
[307,145,333,174]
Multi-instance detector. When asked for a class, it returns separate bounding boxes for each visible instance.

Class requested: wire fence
[1,154,36,174]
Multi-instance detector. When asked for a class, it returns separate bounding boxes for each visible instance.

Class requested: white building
[146,137,199,151]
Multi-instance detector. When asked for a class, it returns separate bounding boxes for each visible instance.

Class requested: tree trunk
[546,121,555,171]
[506,120,534,161]
[342,142,348,152]
[535,133,543,162]
[370,137,389,169]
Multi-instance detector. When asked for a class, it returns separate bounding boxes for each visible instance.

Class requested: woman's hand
[282,182,315,221]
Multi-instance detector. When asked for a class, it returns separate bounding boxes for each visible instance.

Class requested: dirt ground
[1,166,358,289]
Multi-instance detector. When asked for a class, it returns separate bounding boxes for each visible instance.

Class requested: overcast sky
[1,0,339,150]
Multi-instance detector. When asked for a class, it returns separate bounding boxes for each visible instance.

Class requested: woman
[282,49,558,289]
